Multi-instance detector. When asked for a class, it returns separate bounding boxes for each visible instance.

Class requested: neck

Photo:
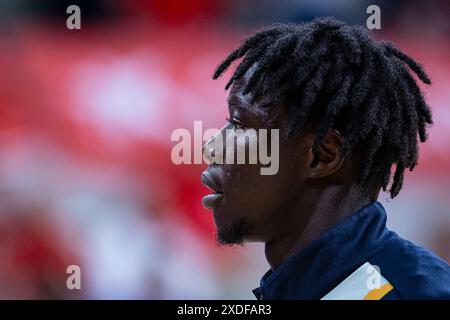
[264,185,373,270]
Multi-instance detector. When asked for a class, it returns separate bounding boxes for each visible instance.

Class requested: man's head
[201,17,433,246]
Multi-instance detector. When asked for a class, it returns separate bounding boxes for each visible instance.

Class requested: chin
[214,216,253,246]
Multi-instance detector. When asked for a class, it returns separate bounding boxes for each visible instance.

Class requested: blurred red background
[0,0,448,298]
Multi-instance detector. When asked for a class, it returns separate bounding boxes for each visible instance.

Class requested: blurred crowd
[0,0,448,299]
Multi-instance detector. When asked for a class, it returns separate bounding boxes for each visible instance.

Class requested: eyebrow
[227,95,252,114]
[227,94,269,120]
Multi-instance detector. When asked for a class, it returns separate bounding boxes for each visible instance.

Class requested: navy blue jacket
[253,201,450,300]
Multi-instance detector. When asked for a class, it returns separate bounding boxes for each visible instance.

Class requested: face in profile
[201,68,317,246]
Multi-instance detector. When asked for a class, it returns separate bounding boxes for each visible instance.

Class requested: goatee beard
[216,217,253,246]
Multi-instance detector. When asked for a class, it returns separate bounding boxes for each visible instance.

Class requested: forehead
[227,65,287,127]
[229,63,257,96]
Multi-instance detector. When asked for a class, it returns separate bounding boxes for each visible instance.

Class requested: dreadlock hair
[213,17,433,199]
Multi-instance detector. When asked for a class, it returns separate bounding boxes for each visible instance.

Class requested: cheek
[219,131,305,212]
[280,138,310,180]
[223,129,259,163]
[223,164,261,201]
[224,167,284,217]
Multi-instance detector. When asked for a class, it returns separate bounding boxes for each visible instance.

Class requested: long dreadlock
[213,17,433,198]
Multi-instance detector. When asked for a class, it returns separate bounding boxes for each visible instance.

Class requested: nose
[203,125,226,165]
[203,136,216,164]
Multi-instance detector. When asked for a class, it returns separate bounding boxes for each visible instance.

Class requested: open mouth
[201,171,224,209]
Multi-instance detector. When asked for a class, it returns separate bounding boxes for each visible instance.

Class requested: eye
[226,117,247,130]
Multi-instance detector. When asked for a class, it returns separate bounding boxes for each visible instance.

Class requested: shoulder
[369,232,450,300]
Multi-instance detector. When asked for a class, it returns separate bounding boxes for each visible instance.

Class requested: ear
[306,129,345,179]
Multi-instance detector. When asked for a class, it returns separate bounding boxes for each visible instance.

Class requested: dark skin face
[201,67,381,269]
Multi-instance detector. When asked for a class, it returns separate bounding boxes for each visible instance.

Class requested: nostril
[205,147,216,165]
[202,144,216,165]
[202,136,215,154]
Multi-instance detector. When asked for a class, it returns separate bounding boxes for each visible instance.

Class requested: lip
[201,170,223,193]
[201,171,224,209]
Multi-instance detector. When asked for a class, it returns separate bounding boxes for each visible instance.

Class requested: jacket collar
[253,201,394,299]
